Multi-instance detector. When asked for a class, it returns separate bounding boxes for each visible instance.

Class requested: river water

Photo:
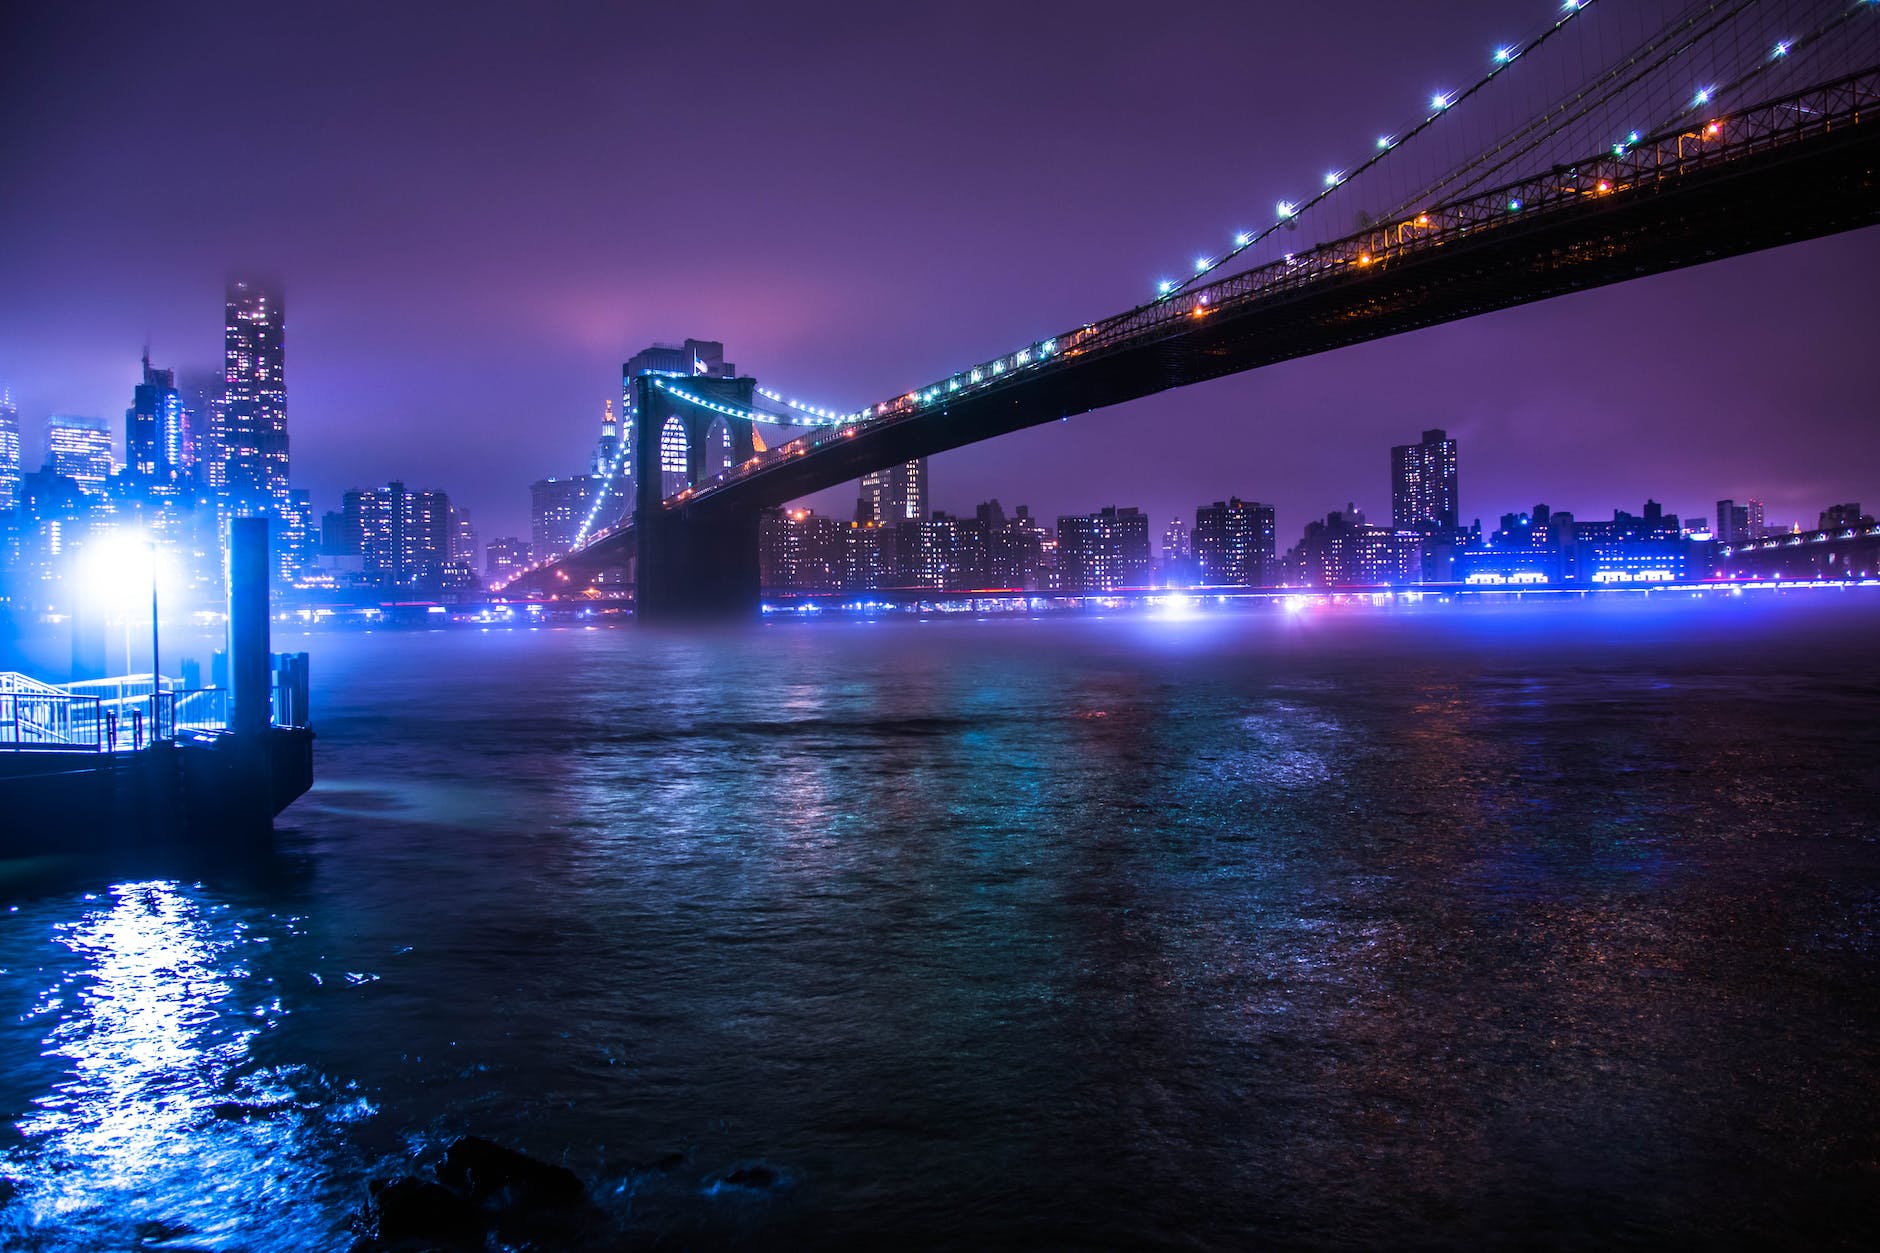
[2,596,1878,1249]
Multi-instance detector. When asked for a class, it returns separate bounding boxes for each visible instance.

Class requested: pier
[0,518,314,854]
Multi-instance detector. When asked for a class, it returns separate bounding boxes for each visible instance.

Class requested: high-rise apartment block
[338,480,452,585]
[1193,498,1277,586]
[1391,428,1459,533]
[1056,506,1151,592]
[860,459,929,528]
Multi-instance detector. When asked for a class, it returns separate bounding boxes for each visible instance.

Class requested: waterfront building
[760,507,845,591]
[485,536,531,583]
[1192,497,1277,586]
[1287,505,1424,586]
[1456,500,1696,585]
[530,476,592,561]
[1391,428,1459,533]
[895,511,967,589]
[0,390,20,512]
[1457,505,1572,585]
[45,417,114,493]
[1056,506,1151,592]
[987,503,1046,590]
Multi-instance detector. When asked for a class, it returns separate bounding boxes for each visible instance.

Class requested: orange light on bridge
[1415,214,1430,227]
[1596,180,1611,192]
[1357,253,1373,266]
[1706,121,1722,137]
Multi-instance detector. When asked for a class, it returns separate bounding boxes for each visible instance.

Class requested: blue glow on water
[3,596,1878,1246]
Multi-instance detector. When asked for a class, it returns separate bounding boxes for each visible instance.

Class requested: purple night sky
[3,0,1875,544]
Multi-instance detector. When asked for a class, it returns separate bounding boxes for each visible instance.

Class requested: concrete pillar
[227,517,272,735]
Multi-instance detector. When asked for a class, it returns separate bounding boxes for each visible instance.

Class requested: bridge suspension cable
[1150,0,1605,305]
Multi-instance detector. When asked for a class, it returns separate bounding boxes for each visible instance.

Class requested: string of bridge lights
[1150,0,1603,305]
[658,378,857,427]
[1610,0,1871,162]
[587,0,1871,535]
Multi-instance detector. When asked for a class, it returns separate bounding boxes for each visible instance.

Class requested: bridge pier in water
[631,374,763,620]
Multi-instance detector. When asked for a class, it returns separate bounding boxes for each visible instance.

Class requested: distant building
[340,481,452,585]
[218,278,289,513]
[485,536,531,582]
[530,476,592,561]
[761,507,845,591]
[1287,504,1424,586]
[1391,428,1459,533]
[1715,498,1768,543]
[44,417,114,492]
[1192,498,1277,586]
[127,353,186,484]
[0,390,20,511]
[449,506,478,563]
[986,503,1046,590]
[1819,502,1872,532]
[895,511,968,589]
[1056,506,1151,592]
[861,459,929,528]
[1457,499,1694,585]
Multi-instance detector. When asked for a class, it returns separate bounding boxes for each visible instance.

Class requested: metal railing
[0,653,309,750]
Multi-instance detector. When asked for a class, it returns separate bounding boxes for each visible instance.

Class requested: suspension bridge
[503,0,1880,616]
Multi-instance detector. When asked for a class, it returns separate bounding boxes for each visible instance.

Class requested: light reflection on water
[1,882,368,1252]
[1,601,1877,1248]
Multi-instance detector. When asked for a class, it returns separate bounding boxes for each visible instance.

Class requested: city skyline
[2,1,1875,544]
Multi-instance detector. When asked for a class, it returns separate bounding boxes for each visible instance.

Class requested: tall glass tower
[219,278,289,513]
[0,390,20,512]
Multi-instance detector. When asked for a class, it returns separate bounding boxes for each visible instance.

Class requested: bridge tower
[631,373,762,618]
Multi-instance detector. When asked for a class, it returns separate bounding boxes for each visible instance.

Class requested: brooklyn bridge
[503,0,1880,616]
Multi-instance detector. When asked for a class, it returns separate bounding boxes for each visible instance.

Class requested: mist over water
[3,596,1879,1249]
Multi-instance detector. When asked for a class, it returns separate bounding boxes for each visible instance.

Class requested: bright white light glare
[1194,256,1211,272]
[1276,200,1296,218]
[1234,232,1252,247]
[1773,40,1790,57]
[1431,92,1451,110]
[1694,87,1713,106]
[1157,280,1174,294]
[1324,171,1341,187]
[1495,46,1513,63]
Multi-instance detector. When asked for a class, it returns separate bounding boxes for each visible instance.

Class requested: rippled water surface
[4,598,1879,1249]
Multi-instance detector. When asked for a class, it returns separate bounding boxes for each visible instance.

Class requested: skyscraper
[0,390,20,512]
[860,459,929,527]
[44,417,114,492]
[127,352,185,484]
[1391,428,1459,533]
[220,278,289,513]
